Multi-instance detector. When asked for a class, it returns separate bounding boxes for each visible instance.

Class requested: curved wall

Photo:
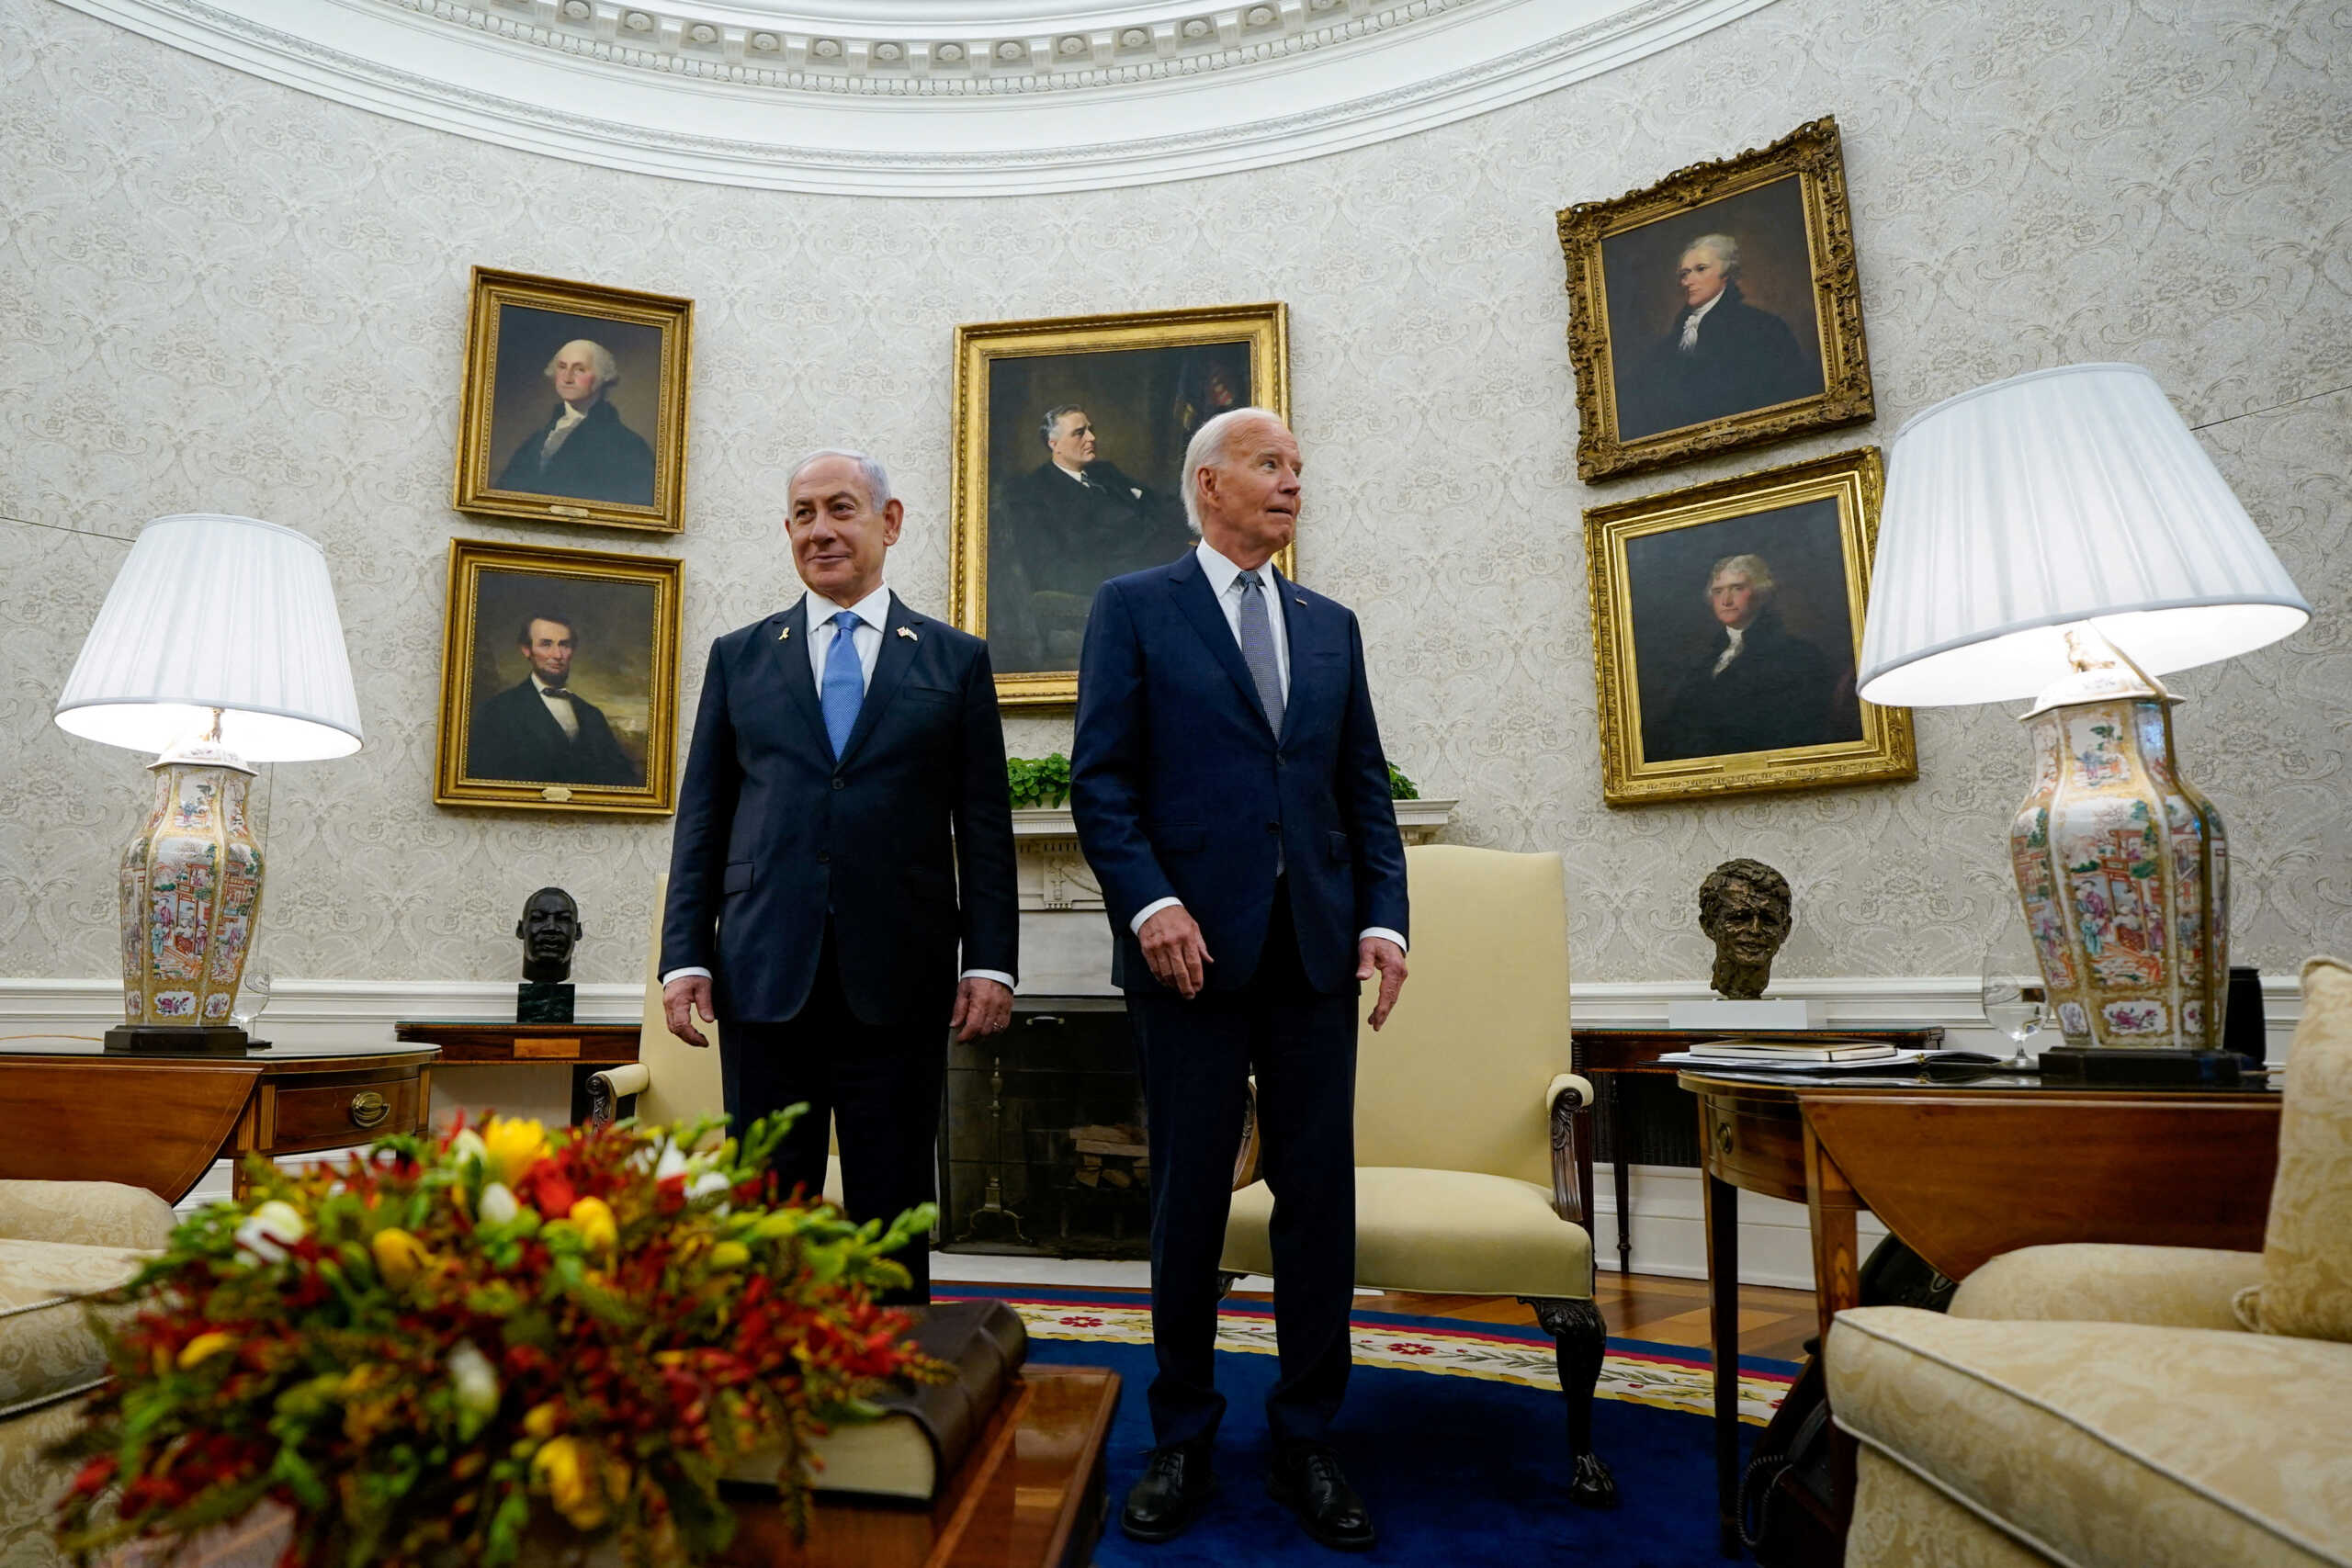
[2,0,2346,990]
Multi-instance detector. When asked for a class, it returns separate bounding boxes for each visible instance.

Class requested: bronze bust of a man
[516,886,582,986]
[1699,859,1792,1000]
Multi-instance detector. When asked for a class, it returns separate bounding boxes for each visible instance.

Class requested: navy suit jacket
[1070,550,1408,996]
[659,592,1018,1028]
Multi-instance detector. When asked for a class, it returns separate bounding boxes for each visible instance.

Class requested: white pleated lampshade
[55,514,365,761]
[1858,364,2310,707]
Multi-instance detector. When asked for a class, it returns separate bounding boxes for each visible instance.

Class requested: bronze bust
[1699,859,1792,1000]
[515,888,582,1022]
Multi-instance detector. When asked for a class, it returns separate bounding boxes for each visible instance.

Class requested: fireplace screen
[940,996,1149,1259]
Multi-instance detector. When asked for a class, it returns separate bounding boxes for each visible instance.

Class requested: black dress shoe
[1268,1442,1375,1552]
[1121,1440,1216,1543]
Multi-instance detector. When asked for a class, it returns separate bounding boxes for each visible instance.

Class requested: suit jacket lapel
[836,592,921,767]
[1268,564,1317,745]
[766,598,830,753]
[1168,551,1275,736]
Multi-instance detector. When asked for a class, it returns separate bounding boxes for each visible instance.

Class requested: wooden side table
[1679,1067,2280,1559]
[1570,1028,1944,1274]
[0,1043,438,1203]
[393,1021,641,1126]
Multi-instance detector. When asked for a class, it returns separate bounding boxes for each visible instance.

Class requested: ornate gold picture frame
[435,538,683,816]
[949,303,1291,706]
[453,267,693,533]
[1585,447,1914,806]
[1559,118,1874,482]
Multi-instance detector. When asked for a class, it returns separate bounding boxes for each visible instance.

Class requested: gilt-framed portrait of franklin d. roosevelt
[453,268,693,534]
[1584,447,1915,806]
[434,538,682,816]
[1558,118,1875,482]
[948,302,1292,706]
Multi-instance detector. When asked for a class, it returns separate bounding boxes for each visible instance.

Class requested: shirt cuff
[960,969,1016,989]
[659,966,712,985]
[1358,928,1408,953]
[1129,897,1184,935]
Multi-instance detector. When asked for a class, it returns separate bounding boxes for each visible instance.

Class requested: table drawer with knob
[266,1074,424,1152]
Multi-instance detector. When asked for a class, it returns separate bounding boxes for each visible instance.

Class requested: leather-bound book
[726,1297,1029,1503]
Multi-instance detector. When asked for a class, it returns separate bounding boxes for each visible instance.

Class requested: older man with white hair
[495,336,657,506]
[1621,231,1821,440]
[659,449,1018,1303]
[1071,406,1409,1552]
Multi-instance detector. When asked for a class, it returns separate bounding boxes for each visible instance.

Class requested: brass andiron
[956,1054,1030,1246]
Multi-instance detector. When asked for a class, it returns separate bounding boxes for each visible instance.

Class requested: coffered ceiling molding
[59,0,1783,194]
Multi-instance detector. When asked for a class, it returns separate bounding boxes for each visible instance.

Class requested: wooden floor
[1224,1271,1820,1362]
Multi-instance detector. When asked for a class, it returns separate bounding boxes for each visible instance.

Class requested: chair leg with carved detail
[1521,1296,1618,1508]
[1215,1270,1243,1299]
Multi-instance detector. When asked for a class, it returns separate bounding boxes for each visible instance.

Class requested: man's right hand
[1137,905,1213,999]
[663,976,716,1048]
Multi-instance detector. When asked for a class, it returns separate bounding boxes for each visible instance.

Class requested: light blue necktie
[1234,570,1285,737]
[820,609,865,758]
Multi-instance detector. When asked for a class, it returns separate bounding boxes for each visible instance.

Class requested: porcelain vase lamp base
[113,739,266,1055]
[2007,633,2235,1085]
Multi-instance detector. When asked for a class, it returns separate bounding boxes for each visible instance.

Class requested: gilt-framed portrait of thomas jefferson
[434,538,682,815]
[1584,447,1915,805]
[1559,118,1874,481]
[453,268,693,533]
[949,303,1291,705]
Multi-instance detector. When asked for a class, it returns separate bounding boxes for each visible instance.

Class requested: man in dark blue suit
[658,450,1018,1303]
[1072,408,1409,1552]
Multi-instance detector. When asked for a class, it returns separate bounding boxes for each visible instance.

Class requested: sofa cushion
[1828,1306,2351,1568]
[0,1237,153,1416]
[0,1180,175,1252]
[2245,956,2352,1342]
[1221,1167,1591,1299]
[1951,1243,2263,1333]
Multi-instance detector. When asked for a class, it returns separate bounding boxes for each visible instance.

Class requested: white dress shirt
[661,582,1014,993]
[1711,622,1747,675]
[1129,542,1407,956]
[534,673,581,740]
[1678,288,1726,351]
[541,400,591,459]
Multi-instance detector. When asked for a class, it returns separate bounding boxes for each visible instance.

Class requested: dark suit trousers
[720,927,944,1305]
[1128,885,1359,1449]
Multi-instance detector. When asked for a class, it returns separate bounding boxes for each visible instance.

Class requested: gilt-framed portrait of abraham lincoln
[452,267,694,534]
[1583,447,1915,806]
[1558,118,1875,481]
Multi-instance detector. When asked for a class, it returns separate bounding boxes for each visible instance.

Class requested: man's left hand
[950,977,1014,1043]
[1357,937,1409,1031]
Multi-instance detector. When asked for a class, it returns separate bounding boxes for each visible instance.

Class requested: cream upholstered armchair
[1218,844,1615,1507]
[1826,956,2352,1568]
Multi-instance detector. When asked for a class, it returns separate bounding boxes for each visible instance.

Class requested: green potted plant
[1005,754,1072,810]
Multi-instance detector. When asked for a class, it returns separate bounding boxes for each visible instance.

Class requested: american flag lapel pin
[899,626,920,642]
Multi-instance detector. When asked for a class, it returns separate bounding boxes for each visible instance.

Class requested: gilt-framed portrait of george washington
[453,268,694,534]
[948,302,1291,706]
[1558,118,1875,482]
[1584,447,1915,805]
[434,538,683,815]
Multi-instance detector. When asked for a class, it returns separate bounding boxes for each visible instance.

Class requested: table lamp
[53,514,363,1055]
[1859,364,2310,1084]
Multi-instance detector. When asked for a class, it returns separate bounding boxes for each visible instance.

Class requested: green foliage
[1007,754,1072,809]
[1386,762,1419,801]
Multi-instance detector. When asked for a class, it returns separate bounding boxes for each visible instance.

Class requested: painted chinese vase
[119,743,263,1029]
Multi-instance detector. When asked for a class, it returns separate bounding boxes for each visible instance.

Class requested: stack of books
[1685,1037,1902,1066]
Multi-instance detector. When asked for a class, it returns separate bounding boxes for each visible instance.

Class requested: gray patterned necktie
[1235,570,1285,736]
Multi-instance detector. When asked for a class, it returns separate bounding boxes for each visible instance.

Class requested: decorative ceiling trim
[56,0,1784,194]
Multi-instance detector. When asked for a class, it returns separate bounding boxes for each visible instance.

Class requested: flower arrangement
[51,1111,937,1567]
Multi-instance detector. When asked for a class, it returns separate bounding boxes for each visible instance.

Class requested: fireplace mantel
[1010,799,1457,994]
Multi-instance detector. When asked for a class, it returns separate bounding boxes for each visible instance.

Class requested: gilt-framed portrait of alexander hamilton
[1558,118,1875,482]
[949,302,1291,706]
[453,268,693,534]
[1585,447,1915,805]
[435,538,682,815]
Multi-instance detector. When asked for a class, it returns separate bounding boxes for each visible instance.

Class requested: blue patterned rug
[942,1289,1797,1567]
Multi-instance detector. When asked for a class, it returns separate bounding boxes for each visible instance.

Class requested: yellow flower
[370,1227,433,1287]
[567,1196,617,1253]
[176,1331,234,1370]
[531,1436,617,1531]
[707,1241,750,1270]
[523,1402,563,1439]
[481,1116,550,1184]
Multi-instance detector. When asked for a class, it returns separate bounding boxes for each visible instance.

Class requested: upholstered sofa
[1,1179,177,1568]
[1826,957,2352,1568]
